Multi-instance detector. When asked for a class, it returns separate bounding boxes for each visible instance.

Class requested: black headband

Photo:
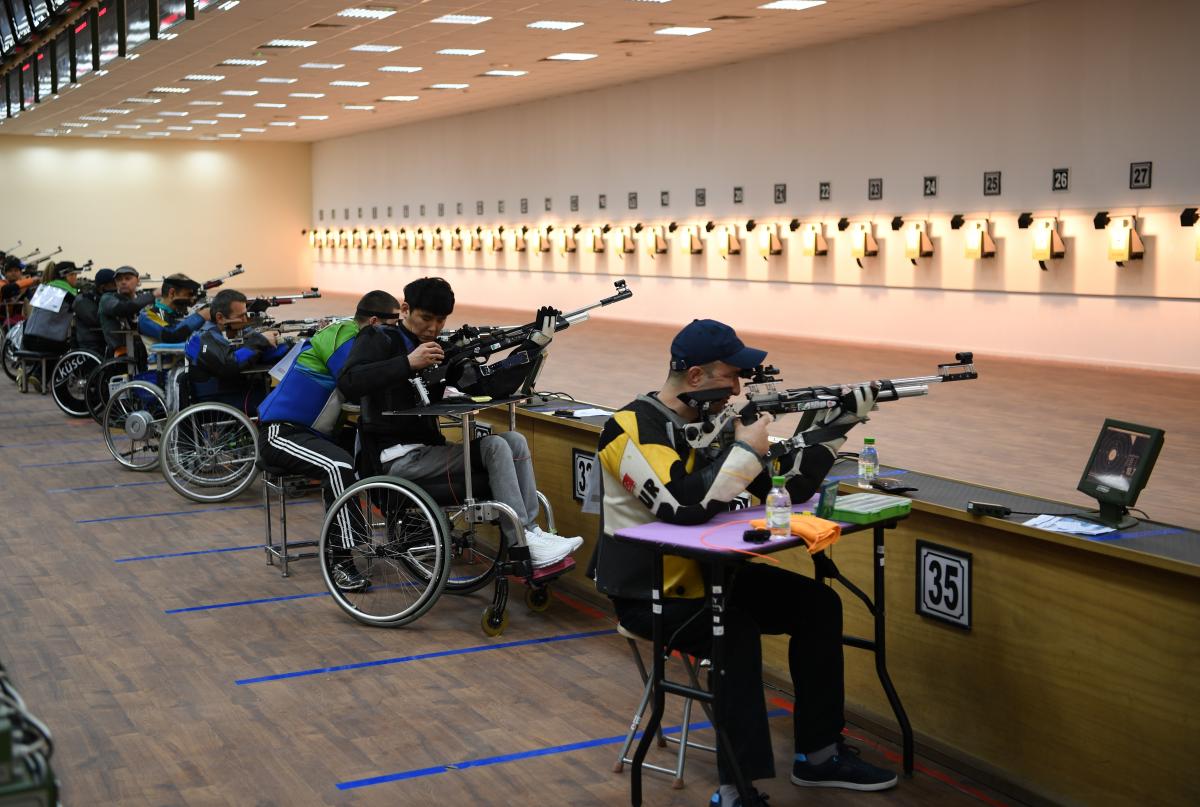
[356,308,400,320]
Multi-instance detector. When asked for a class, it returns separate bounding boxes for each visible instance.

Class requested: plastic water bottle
[765,475,792,539]
[857,437,878,488]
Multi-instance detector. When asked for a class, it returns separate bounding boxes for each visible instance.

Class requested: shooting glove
[243,331,273,351]
[529,306,561,347]
[247,298,272,315]
[794,384,877,455]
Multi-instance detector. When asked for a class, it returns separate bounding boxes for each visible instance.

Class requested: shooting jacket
[186,322,289,411]
[99,290,155,352]
[257,319,359,435]
[589,393,834,601]
[72,289,106,353]
[138,300,206,350]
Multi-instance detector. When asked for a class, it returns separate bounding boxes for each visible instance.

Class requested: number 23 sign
[916,540,972,630]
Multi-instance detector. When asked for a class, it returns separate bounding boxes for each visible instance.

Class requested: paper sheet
[1022,514,1115,535]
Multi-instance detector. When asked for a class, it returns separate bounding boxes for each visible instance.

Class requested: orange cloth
[750,514,842,554]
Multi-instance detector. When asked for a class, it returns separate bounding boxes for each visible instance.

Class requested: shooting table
[613,503,910,806]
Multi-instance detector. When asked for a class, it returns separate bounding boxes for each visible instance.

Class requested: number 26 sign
[916,540,972,629]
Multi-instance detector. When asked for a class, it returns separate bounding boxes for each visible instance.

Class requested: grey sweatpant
[386,431,539,540]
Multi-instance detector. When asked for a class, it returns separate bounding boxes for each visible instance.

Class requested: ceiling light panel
[268,121,297,126]
[290,92,326,98]
[222,90,259,96]
[330,80,370,87]
[151,87,191,94]
[437,48,484,56]
[527,21,584,30]
[255,102,287,108]
[381,95,419,101]
[429,83,468,89]
[545,52,597,61]
[188,101,224,106]
[263,39,317,48]
[99,108,130,114]
[431,14,491,25]
[378,66,422,73]
[351,44,401,53]
[183,74,225,82]
[258,77,298,84]
[655,27,712,36]
[344,105,375,110]
[216,113,245,118]
[160,111,190,117]
[221,59,267,66]
[483,70,527,77]
[338,8,396,20]
[299,115,329,120]
[759,1,826,9]
[301,63,345,69]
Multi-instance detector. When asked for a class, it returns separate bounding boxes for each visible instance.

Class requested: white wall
[310,0,1200,372]
[0,135,313,290]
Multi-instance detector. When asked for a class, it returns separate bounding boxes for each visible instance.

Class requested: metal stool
[613,623,716,789]
[14,350,56,395]
[261,461,322,577]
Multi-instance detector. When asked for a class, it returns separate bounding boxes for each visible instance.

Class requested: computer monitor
[1076,419,1165,529]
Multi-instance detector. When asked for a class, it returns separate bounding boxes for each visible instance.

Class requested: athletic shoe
[790,741,898,791]
[332,563,371,592]
[709,787,770,806]
[524,530,572,569]
[530,525,583,554]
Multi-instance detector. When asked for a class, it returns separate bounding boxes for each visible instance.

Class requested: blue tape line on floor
[0,437,102,449]
[20,457,112,468]
[78,499,318,524]
[165,591,330,613]
[48,480,166,493]
[336,709,788,790]
[236,628,617,686]
[114,544,261,563]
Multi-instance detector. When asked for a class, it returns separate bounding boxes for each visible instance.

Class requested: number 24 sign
[916,540,972,630]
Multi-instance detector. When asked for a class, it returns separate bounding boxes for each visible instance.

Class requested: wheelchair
[158,399,261,503]
[317,398,569,636]
[100,342,188,471]
[83,329,148,423]
[50,348,104,417]
[1,321,22,382]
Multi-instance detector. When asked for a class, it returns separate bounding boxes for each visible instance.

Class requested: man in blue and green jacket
[257,289,400,591]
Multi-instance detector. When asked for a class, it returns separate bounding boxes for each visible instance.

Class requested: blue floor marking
[336,709,788,790]
[0,437,102,449]
[165,591,330,613]
[236,628,617,686]
[1087,527,1186,542]
[115,544,261,563]
[48,480,166,493]
[79,499,317,524]
[20,457,112,468]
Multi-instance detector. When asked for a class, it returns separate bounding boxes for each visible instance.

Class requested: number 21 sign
[916,540,972,629]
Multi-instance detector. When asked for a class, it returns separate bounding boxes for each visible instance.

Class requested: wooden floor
[4,292,1193,806]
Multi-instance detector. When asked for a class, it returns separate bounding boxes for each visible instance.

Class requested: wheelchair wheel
[1,324,21,382]
[406,505,504,595]
[320,476,452,627]
[85,357,136,424]
[102,381,169,471]
[50,350,102,417]
[159,403,260,503]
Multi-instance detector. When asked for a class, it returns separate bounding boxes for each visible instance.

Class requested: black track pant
[259,422,358,564]
[614,563,845,784]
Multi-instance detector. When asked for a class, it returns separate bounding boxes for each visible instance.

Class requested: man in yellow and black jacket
[590,319,896,807]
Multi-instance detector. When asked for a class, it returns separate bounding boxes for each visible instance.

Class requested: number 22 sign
[916,540,972,629]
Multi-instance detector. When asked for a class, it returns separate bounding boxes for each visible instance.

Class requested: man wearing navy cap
[72,268,117,354]
[590,319,893,806]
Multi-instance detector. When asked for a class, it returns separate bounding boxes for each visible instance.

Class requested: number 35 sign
[916,541,972,629]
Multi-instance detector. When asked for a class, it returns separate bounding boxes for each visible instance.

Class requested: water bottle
[765,475,792,539]
[857,437,878,488]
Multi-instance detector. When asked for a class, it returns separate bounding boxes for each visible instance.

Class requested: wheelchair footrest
[525,556,576,584]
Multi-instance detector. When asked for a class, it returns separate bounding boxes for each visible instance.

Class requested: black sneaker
[791,742,898,791]
[708,788,770,807]
[332,563,371,592]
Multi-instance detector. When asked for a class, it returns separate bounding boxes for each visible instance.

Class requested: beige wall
[0,135,312,291]
[310,0,1200,372]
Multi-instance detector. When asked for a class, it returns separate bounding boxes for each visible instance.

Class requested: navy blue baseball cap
[94,269,117,285]
[670,319,767,371]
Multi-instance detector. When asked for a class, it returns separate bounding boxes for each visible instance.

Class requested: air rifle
[21,246,62,267]
[679,352,979,457]
[418,279,633,392]
[3,239,21,253]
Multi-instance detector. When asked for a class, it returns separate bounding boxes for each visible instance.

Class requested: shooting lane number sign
[572,449,595,504]
[916,540,972,629]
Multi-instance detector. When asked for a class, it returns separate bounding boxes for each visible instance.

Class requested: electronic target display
[27,0,51,31]
[74,10,93,79]
[126,0,151,51]
[6,0,32,43]
[159,0,186,35]
[96,0,119,66]
[20,56,35,109]
[0,7,15,56]
[36,46,51,100]
[1084,424,1154,493]
[53,28,69,89]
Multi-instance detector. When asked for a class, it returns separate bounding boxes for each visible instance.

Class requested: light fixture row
[302,209,1200,267]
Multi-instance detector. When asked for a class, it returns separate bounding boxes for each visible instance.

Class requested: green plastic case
[830,492,912,524]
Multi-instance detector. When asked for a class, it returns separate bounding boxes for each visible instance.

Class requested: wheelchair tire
[50,350,102,418]
[102,381,169,471]
[1,324,21,382]
[320,476,452,628]
[85,357,137,424]
[411,505,504,595]
[160,403,260,503]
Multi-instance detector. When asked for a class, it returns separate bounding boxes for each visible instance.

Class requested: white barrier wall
[310,0,1200,372]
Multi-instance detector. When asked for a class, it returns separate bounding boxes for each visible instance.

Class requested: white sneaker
[530,525,583,554]
[523,529,571,569]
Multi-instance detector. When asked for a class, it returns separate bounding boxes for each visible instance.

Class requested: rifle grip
[740,406,759,426]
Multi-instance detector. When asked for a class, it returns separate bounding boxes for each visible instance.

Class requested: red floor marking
[768,697,1010,807]
[551,589,613,622]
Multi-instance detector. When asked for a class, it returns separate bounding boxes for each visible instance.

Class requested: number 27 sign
[916,540,972,629]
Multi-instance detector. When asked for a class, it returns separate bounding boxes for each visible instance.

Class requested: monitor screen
[47,0,69,10]
[1077,419,1165,528]
[36,46,50,100]
[126,0,151,51]
[26,0,51,30]
[74,11,93,79]
[96,0,118,66]
[159,0,186,34]
[53,28,69,89]
[0,8,15,55]
[6,0,32,43]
